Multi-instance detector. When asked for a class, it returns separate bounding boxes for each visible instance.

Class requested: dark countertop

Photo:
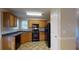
[2,28,45,35]
[2,31,23,37]
[2,29,44,36]
[1,29,32,35]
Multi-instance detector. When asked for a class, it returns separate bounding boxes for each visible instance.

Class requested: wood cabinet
[28,19,48,28]
[9,14,17,27]
[2,33,21,50]
[2,36,15,50]
[21,32,32,44]
[21,32,45,43]
[3,12,9,27]
[39,32,45,41]
[2,12,17,27]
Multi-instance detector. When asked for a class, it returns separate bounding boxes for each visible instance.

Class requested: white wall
[61,8,76,50]
[75,9,79,49]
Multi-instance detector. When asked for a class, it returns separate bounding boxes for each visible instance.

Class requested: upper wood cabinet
[2,12,17,27]
[28,19,48,28]
[9,14,17,27]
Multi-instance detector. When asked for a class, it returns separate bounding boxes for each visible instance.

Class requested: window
[21,20,28,29]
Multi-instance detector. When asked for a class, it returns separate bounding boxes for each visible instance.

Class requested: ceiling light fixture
[26,12,42,16]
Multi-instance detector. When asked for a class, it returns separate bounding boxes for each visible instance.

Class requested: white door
[51,9,61,50]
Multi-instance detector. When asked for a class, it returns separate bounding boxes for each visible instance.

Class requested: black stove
[32,24,39,41]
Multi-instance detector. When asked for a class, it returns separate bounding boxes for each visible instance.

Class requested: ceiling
[7,8,51,20]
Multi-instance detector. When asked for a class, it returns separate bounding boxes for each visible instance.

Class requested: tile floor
[18,41,50,50]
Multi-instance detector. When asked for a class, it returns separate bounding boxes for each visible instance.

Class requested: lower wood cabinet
[21,32,32,44]
[2,34,21,50]
[2,32,45,50]
[21,32,45,43]
[2,36,15,50]
[40,32,45,41]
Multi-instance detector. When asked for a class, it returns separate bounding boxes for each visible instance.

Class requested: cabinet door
[21,32,32,44]
[9,14,17,27]
[28,19,48,28]
[3,12,17,27]
[2,36,15,50]
[3,12,9,27]
[40,32,45,41]
[2,36,10,49]
[10,37,15,50]
[14,16,17,27]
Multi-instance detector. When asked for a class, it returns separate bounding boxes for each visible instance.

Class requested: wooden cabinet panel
[2,36,10,49]
[2,12,17,27]
[9,14,17,27]
[21,32,32,44]
[21,32,45,43]
[28,19,48,28]
[29,32,32,40]
[3,12,9,27]
[10,37,15,50]
[2,36,15,50]
[39,32,45,41]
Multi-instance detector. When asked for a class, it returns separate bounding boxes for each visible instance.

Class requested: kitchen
[0,8,50,50]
